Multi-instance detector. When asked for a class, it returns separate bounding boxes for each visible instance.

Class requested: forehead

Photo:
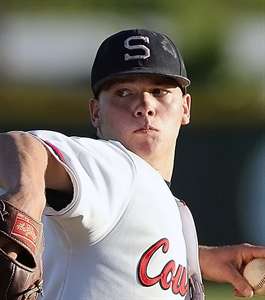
[100,74,180,91]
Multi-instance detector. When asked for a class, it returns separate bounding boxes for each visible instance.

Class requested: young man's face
[89,75,191,159]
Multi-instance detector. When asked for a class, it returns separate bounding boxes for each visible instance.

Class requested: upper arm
[22,131,73,194]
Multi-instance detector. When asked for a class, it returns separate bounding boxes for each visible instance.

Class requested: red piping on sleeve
[44,141,65,162]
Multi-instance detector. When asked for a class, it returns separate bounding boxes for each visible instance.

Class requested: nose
[134,92,156,118]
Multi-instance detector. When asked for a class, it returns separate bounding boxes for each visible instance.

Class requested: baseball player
[0,29,265,300]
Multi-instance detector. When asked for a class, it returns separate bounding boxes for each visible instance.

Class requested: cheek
[163,103,183,124]
[159,109,184,138]
[100,106,131,133]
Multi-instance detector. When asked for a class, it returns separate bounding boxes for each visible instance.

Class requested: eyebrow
[99,75,184,97]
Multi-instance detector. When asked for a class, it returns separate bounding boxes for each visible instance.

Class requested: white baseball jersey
[27,130,204,300]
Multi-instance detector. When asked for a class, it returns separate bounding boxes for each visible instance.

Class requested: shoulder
[29,130,137,170]
[29,130,128,153]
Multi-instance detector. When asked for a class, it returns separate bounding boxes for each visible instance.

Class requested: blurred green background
[0,1,264,298]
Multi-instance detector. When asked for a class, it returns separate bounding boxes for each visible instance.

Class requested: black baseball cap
[91,29,190,96]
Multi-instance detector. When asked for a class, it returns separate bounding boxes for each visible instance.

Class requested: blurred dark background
[0,0,264,246]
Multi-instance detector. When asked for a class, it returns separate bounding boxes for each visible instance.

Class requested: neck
[138,148,175,182]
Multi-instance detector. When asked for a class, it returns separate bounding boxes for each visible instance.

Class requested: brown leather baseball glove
[0,199,43,300]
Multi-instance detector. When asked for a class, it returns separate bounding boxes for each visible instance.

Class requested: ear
[89,98,101,128]
[181,94,191,125]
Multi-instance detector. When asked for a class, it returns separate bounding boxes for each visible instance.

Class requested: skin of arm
[0,131,72,257]
[199,244,265,297]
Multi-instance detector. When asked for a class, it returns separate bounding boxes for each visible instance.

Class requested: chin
[125,139,161,158]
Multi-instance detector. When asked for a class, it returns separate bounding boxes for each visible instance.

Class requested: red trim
[44,141,65,161]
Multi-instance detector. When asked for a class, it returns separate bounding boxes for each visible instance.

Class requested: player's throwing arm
[0,132,47,300]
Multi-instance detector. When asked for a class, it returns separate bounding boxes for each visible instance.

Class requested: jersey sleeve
[29,130,136,242]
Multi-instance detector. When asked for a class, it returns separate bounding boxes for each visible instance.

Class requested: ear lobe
[181,94,191,125]
[89,98,100,128]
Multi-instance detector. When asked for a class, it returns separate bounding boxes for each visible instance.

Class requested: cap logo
[124,36,150,61]
[161,38,177,58]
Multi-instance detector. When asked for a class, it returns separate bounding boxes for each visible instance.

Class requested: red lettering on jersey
[138,238,188,296]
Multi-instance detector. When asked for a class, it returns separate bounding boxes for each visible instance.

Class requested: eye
[150,88,170,97]
[116,88,133,97]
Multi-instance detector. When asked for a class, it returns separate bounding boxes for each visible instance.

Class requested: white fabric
[28,130,202,300]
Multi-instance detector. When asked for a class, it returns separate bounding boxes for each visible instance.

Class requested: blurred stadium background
[0,1,264,298]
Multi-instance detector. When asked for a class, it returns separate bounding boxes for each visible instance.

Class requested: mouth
[134,126,159,134]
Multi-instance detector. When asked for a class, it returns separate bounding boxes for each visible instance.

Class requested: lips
[134,126,158,133]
